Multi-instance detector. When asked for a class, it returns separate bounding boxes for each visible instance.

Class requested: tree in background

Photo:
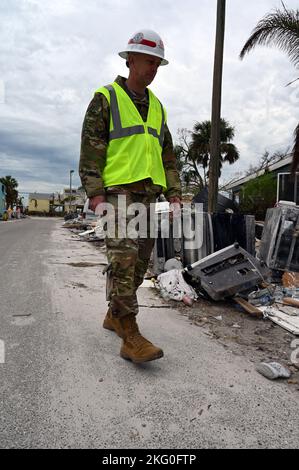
[240,3,299,174]
[174,119,239,194]
[16,196,24,210]
[239,172,277,220]
[174,128,205,193]
[244,149,290,176]
[190,118,239,183]
[0,175,18,209]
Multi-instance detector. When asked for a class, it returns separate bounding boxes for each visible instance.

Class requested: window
[277,173,299,204]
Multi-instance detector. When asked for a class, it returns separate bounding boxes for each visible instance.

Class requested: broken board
[260,306,299,335]
[234,297,263,318]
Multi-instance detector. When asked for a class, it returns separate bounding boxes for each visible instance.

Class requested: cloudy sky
[0,0,298,194]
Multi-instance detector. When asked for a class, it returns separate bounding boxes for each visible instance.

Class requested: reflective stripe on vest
[104,85,165,147]
[94,81,167,189]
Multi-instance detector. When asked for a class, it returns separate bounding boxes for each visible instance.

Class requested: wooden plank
[234,297,263,318]
[283,297,299,308]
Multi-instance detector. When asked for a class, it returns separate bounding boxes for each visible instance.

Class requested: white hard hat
[119,29,169,65]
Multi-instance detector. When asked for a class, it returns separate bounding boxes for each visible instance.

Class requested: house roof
[29,193,53,201]
[223,155,293,191]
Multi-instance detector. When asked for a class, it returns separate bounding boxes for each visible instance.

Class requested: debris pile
[153,203,299,338]
[62,199,299,381]
[156,269,197,304]
[62,211,105,243]
[152,202,299,381]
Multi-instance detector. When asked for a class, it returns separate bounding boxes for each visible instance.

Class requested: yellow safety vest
[95,82,167,189]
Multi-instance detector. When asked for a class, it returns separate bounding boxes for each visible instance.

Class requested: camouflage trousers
[104,186,157,318]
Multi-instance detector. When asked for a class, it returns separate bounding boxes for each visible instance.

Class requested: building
[224,155,299,205]
[28,193,53,214]
[0,182,6,215]
[62,187,86,213]
[27,189,86,215]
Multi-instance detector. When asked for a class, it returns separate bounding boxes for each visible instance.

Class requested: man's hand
[89,195,106,213]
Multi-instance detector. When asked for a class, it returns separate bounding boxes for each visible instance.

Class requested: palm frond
[240,8,299,67]
[220,118,235,142]
[220,143,240,164]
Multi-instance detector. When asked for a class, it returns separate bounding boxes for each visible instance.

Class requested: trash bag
[156,269,198,303]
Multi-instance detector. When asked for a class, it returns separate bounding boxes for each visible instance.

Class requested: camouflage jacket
[79,75,181,199]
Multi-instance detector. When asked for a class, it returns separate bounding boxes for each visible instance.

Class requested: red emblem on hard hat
[129,32,157,48]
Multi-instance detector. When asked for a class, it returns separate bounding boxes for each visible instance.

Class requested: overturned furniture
[260,205,299,272]
[183,243,270,301]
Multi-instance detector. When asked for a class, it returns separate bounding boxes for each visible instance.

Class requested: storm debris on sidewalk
[62,201,299,346]
[57,201,299,390]
[234,297,263,318]
[259,205,299,273]
[260,306,299,335]
[155,269,198,304]
[282,272,299,288]
[62,212,106,244]
[256,362,291,380]
[183,244,270,302]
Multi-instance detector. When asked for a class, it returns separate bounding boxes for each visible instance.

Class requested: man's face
[129,53,162,86]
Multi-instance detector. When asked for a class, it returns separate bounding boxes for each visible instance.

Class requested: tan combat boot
[119,315,164,363]
[102,308,123,338]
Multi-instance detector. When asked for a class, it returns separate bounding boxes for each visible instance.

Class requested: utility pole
[208,0,226,213]
[69,170,74,213]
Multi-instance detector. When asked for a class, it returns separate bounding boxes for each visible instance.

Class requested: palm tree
[190,118,239,182]
[240,3,299,173]
[0,175,18,209]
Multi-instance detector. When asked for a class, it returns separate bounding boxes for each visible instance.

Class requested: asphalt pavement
[0,217,299,449]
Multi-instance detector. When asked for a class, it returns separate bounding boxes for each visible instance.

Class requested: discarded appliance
[260,205,299,272]
[153,208,216,274]
[183,243,270,301]
[211,213,255,255]
[152,206,256,274]
[182,209,214,266]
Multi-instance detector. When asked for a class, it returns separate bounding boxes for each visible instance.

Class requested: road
[0,217,299,449]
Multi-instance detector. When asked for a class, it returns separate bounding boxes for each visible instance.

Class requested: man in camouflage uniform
[79,29,181,363]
